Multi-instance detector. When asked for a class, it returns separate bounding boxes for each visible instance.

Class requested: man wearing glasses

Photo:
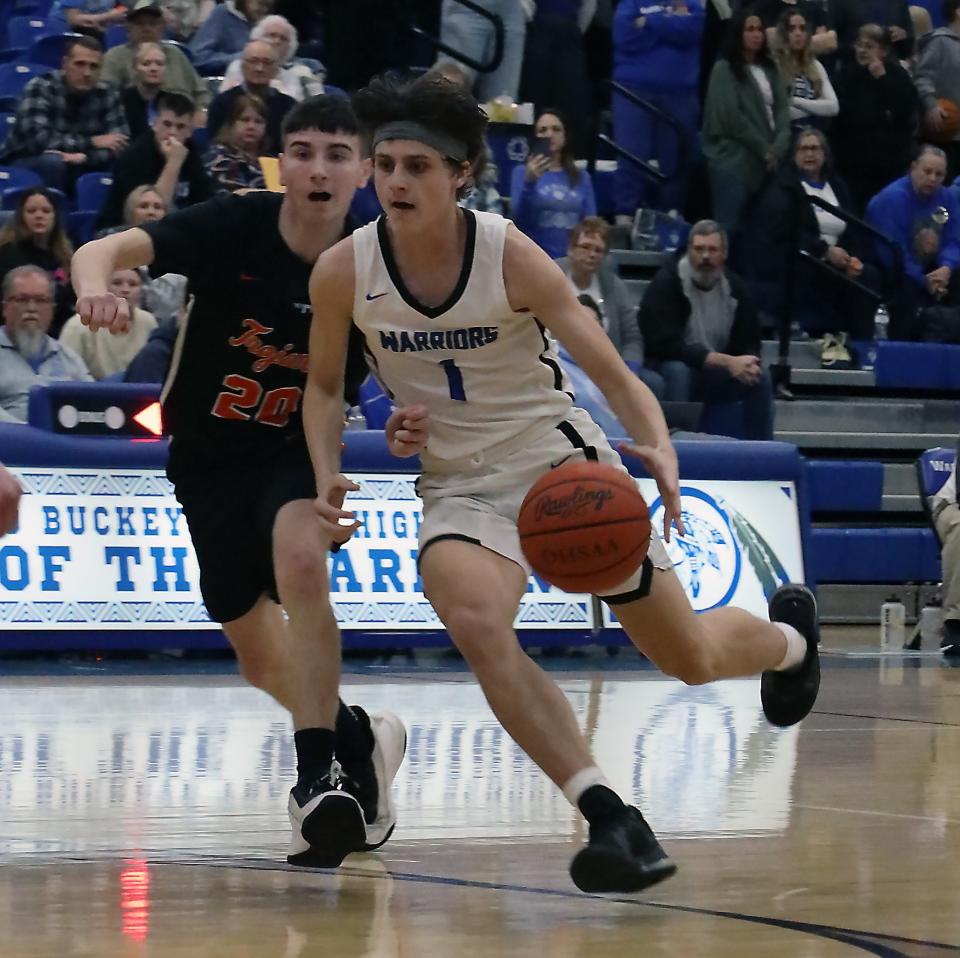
[0,266,91,423]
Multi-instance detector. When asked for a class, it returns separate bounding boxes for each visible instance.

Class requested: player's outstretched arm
[0,465,22,537]
[502,225,684,539]
[305,238,363,544]
[71,229,156,334]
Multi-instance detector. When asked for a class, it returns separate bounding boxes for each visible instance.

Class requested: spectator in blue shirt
[51,0,128,37]
[190,0,273,74]
[0,266,91,423]
[510,109,596,259]
[866,144,960,338]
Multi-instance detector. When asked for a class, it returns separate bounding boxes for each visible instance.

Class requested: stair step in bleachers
[818,583,939,625]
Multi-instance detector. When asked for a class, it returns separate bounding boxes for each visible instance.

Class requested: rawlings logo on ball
[534,485,614,522]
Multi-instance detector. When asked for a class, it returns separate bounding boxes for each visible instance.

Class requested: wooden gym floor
[1,629,958,957]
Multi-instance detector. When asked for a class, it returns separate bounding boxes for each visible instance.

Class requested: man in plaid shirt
[0,36,129,194]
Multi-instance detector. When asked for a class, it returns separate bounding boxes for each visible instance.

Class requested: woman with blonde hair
[775,10,838,129]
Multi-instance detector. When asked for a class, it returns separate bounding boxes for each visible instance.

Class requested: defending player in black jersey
[71,96,427,868]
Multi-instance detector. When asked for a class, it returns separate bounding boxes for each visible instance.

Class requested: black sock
[335,701,375,766]
[577,784,627,827]
[294,727,336,786]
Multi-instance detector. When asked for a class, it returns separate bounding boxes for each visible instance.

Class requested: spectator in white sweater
[59,268,157,379]
[774,9,839,129]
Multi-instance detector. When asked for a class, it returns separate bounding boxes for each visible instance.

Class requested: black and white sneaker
[569,806,677,894]
[941,622,960,657]
[287,773,367,868]
[761,584,820,727]
[360,712,407,851]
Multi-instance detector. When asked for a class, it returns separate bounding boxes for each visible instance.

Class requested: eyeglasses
[5,294,54,307]
[243,57,276,67]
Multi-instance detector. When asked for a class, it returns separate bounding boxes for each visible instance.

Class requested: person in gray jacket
[555,216,665,398]
[915,0,960,179]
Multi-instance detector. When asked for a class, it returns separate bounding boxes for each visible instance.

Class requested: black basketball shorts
[172,444,318,624]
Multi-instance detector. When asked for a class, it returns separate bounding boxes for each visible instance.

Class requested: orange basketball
[927,98,960,142]
[518,461,651,594]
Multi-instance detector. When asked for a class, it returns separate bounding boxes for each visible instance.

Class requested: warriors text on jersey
[352,209,574,470]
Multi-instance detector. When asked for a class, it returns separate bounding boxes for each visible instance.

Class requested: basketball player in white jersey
[0,465,21,536]
[304,74,820,894]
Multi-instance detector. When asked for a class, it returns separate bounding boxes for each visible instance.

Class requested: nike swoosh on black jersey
[365,292,389,301]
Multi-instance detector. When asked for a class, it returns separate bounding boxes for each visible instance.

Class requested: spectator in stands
[555,216,665,397]
[831,0,914,60]
[0,188,75,336]
[436,0,527,103]
[755,127,877,343]
[520,2,594,154]
[219,15,323,101]
[206,40,295,154]
[832,24,918,213]
[510,109,596,259]
[98,92,211,229]
[60,268,157,379]
[757,0,838,54]
[203,93,267,193]
[125,309,181,383]
[190,0,273,75]
[103,0,211,110]
[117,185,188,322]
[914,0,960,179]
[611,0,704,220]
[866,144,960,338]
[932,451,960,655]
[50,0,129,37]
[0,266,91,423]
[120,42,169,139]
[703,9,790,236]
[0,37,129,194]
[774,10,839,129]
[639,220,774,440]
[161,0,215,42]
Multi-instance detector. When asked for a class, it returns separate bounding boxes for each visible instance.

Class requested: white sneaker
[361,711,407,851]
[287,773,367,868]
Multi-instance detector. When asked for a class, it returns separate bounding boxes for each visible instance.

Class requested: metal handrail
[589,80,688,184]
[408,0,504,75]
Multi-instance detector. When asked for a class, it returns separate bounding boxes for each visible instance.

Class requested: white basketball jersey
[352,209,574,469]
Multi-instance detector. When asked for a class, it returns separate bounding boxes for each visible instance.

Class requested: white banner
[604,479,806,626]
[0,468,591,632]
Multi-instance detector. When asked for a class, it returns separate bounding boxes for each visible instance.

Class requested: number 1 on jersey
[440,358,467,401]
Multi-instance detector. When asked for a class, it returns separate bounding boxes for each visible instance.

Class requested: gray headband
[372,121,468,163]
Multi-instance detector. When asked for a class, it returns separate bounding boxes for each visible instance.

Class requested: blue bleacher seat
[163,38,192,62]
[0,112,14,137]
[358,375,391,429]
[0,165,41,194]
[66,209,97,246]
[103,23,126,49]
[6,15,50,49]
[0,47,27,64]
[189,124,208,152]
[27,31,83,67]
[0,95,19,111]
[0,61,49,96]
[74,171,112,213]
[917,447,957,547]
[1,183,64,210]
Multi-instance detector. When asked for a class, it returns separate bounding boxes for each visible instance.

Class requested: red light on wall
[119,858,150,943]
[133,402,163,436]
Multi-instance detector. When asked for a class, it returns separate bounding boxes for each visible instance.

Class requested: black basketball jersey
[143,191,365,477]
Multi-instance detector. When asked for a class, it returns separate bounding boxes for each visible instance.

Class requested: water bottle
[344,405,367,430]
[865,304,889,370]
[919,598,944,649]
[880,595,906,651]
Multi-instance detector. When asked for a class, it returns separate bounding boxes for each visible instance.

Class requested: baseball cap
[127,0,164,18]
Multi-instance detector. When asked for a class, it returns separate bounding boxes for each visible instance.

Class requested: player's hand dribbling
[76,292,131,334]
[617,441,686,542]
[314,473,362,545]
[385,404,429,457]
[0,465,22,537]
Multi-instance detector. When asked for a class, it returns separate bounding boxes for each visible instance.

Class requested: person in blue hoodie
[866,144,960,338]
[612,0,705,219]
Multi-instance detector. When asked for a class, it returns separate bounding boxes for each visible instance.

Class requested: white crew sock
[772,621,807,671]
[561,766,611,807]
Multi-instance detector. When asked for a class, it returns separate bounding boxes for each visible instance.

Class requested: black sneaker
[569,806,677,894]
[941,621,960,657]
[761,584,820,727]
[287,773,367,868]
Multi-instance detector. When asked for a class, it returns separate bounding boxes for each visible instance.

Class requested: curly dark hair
[352,73,488,198]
